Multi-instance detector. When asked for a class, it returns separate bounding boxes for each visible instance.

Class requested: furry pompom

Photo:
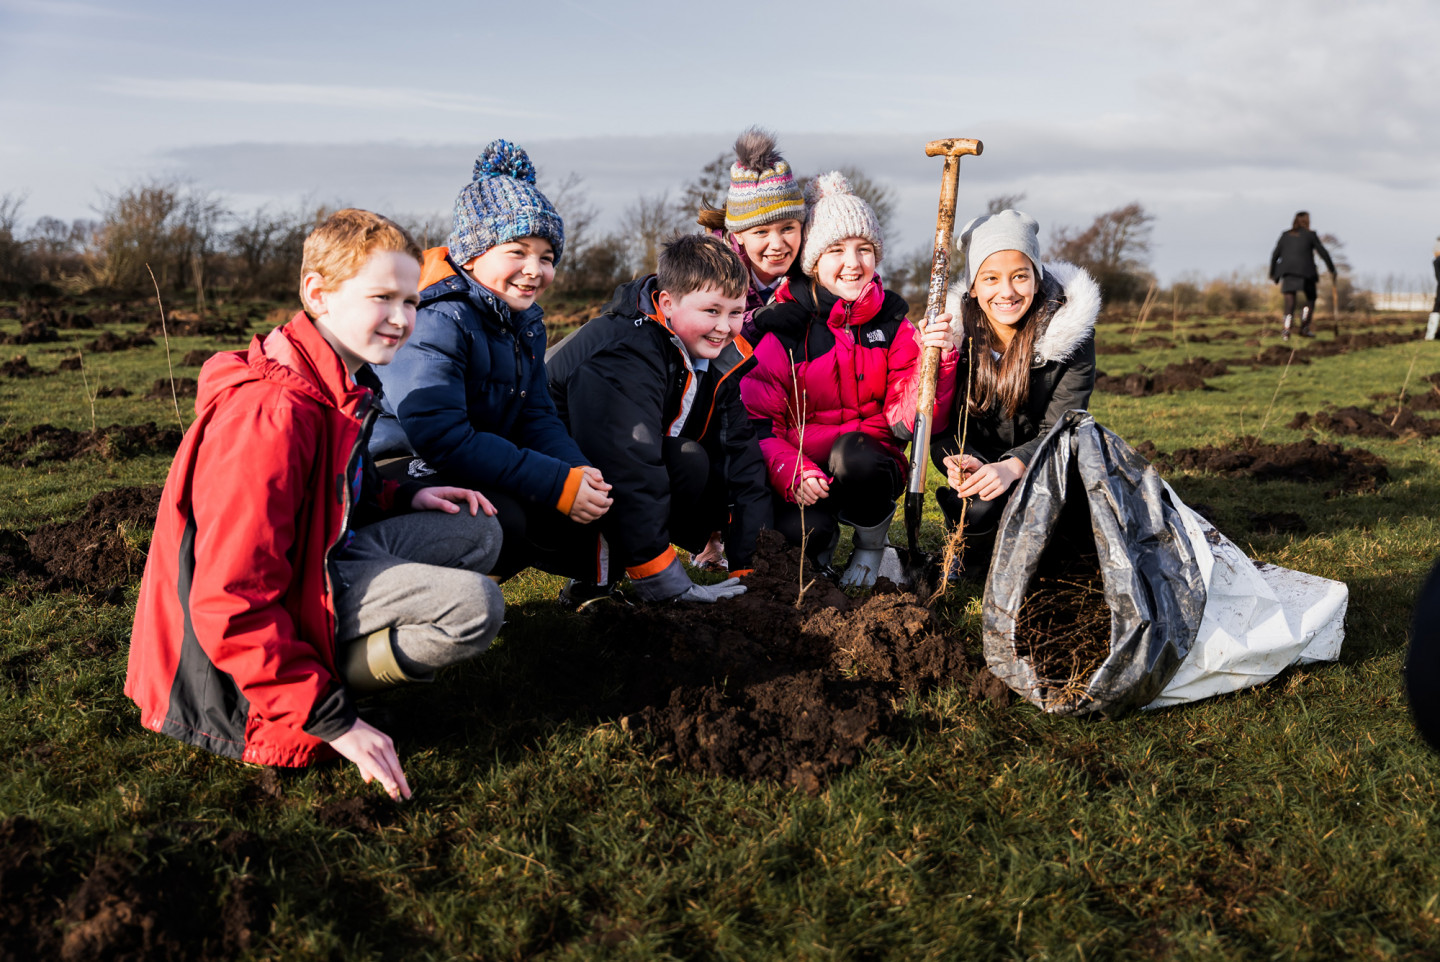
[806,170,852,204]
[474,139,537,184]
[733,126,781,173]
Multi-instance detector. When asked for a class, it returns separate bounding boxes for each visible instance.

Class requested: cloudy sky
[1,0,1436,286]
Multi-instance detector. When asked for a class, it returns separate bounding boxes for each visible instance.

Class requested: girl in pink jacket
[741,172,958,587]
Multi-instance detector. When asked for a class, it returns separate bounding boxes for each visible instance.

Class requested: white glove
[674,577,746,603]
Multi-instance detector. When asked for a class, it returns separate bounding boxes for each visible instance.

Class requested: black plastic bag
[983,411,1206,716]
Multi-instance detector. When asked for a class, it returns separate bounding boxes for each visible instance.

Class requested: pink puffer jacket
[740,275,957,502]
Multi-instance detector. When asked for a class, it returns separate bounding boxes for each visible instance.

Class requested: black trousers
[649,437,727,555]
[772,431,904,550]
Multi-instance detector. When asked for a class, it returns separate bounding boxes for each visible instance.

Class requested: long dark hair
[959,287,1045,419]
[1292,211,1310,231]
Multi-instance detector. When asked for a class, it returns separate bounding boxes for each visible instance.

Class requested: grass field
[2,294,1438,960]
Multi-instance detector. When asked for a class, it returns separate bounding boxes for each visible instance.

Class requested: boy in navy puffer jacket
[371,140,612,580]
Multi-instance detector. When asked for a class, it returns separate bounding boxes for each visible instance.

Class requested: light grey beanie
[957,209,1043,289]
[800,171,884,276]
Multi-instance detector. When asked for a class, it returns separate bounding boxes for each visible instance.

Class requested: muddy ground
[1138,437,1388,493]
[0,815,269,961]
[0,423,180,469]
[587,530,1009,793]
[0,486,162,600]
[1289,405,1440,439]
[1095,358,1231,396]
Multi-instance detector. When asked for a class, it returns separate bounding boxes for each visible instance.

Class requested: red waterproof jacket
[740,275,957,501]
[126,313,407,767]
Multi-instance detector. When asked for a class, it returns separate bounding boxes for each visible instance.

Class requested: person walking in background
[1269,211,1336,340]
[1427,236,1440,340]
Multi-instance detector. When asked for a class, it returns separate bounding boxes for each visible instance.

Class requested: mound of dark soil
[145,316,248,338]
[0,321,59,345]
[1289,405,1440,439]
[181,349,213,366]
[143,377,198,401]
[1095,343,1134,355]
[0,815,270,961]
[1095,358,1227,397]
[591,530,1005,792]
[57,356,81,371]
[96,386,131,398]
[86,331,155,353]
[20,486,163,594]
[1,355,45,378]
[0,422,181,467]
[1149,437,1387,493]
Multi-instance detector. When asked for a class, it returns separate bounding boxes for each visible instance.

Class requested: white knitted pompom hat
[800,171,884,276]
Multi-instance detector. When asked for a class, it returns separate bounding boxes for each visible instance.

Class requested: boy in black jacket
[547,234,771,604]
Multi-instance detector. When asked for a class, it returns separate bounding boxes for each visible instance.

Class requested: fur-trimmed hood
[944,260,1100,366]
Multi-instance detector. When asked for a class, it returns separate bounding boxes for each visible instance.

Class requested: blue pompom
[474,139,536,184]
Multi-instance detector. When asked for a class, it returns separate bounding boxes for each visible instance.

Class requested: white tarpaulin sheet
[1146,483,1348,708]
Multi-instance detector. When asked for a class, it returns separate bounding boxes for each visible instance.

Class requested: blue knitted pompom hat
[449,139,565,266]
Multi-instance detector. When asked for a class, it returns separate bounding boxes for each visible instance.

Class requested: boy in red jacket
[127,209,503,800]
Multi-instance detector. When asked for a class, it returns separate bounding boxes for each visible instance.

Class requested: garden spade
[896,137,983,589]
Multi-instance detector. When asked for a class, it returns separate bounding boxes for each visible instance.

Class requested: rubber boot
[1299,305,1314,337]
[339,627,431,694]
[1427,313,1439,341]
[838,507,895,589]
[1281,314,1292,341]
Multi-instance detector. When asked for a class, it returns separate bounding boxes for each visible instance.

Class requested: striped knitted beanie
[449,139,565,265]
[723,128,805,234]
[799,171,884,276]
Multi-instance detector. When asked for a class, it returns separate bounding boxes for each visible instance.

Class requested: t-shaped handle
[924,138,984,158]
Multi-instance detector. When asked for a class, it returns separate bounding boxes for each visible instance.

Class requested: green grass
[3,300,1440,959]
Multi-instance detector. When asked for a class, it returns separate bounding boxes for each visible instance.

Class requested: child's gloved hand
[674,577,746,603]
[632,557,746,603]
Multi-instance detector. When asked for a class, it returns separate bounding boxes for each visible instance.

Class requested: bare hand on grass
[330,718,411,801]
[569,467,613,522]
[411,486,495,516]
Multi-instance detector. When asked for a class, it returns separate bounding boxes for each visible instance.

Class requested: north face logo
[865,330,886,345]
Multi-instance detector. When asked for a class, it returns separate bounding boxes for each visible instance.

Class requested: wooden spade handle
[907,138,982,497]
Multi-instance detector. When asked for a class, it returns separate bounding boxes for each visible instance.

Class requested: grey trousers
[331,509,505,675]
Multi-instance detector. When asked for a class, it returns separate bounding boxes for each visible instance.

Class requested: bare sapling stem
[1392,340,1424,428]
[77,352,98,433]
[1128,281,1159,344]
[146,263,185,434]
[1256,347,1297,440]
[934,335,976,604]
[787,352,815,608]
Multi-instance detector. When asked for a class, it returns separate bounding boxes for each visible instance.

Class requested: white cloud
[102,77,550,120]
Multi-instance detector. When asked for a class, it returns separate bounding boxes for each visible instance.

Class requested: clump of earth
[589,530,1009,793]
[1138,437,1387,493]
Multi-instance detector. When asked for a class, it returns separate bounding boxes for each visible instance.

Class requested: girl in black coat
[1269,211,1336,339]
[930,210,1101,577]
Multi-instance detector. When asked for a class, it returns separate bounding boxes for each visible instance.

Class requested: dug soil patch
[86,331,155,353]
[1289,405,1440,439]
[0,815,270,961]
[143,377,198,401]
[0,422,181,467]
[1142,437,1387,493]
[591,530,1005,792]
[10,486,163,596]
[1095,358,1229,397]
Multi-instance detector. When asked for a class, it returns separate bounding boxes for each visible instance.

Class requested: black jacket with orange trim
[546,275,772,573]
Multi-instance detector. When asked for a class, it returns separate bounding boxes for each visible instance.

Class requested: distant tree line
[10,164,1364,314]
